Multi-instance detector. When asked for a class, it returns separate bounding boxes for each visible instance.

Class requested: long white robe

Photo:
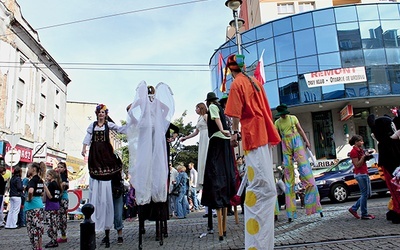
[127,81,174,205]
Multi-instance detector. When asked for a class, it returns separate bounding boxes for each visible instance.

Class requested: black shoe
[203,214,208,218]
[288,218,293,223]
[213,214,217,218]
[117,237,123,245]
[227,211,234,216]
[45,241,58,248]
[102,237,110,248]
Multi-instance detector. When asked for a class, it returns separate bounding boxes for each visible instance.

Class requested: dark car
[315,154,388,203]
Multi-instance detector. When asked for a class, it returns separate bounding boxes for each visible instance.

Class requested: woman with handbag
[174,165,189,219]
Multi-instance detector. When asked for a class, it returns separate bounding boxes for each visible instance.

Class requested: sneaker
[202,214,208,218]
[57,238,67,243]
[44,241,58,248]
[213,214,217,218]
[361,214,375,220]
[348,208,360,219]
[117,237,123,245]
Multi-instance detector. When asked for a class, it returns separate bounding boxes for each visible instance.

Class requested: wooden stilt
[222,207,227,236]
[217,208,223,240]
[233,206,239,224]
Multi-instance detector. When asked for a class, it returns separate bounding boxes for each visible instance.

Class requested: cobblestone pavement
[1,197,400,249]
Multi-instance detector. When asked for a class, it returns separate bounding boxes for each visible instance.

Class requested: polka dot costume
[244,145,276,250]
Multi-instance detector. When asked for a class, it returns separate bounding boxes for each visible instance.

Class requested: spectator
[174,165,189,219]
[5,166,23,229]
[56,162,69,244]
[187,162,200,211]
[348,135,375,220]
[25,162,45,250]
[0,166,7,228]
[43,169,62,248]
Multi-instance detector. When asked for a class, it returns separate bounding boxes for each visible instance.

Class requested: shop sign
[5,143,32,162]
[304,67,366,88]
[311,159,336,168]
[340,105,353,121]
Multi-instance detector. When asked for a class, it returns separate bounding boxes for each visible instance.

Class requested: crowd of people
[2,53,391,250]
[0,162,69,250]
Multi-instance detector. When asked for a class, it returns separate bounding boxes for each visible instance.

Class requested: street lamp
[225,0,243,55]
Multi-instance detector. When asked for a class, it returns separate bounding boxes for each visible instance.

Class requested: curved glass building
[209,3,400,164]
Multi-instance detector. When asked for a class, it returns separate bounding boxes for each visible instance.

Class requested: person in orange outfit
[224,54,281,250]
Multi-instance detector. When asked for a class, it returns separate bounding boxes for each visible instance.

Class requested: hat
[205,92,218,101]
[219,93,228,105]
[276,104,290,117]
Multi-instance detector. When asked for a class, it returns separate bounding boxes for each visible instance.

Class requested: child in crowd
[25,162,45,250]
[125,184,137,221]
[43,169,62,248]
[56,162,69,243]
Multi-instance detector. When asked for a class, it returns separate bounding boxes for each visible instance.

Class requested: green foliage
[172,144,198,167]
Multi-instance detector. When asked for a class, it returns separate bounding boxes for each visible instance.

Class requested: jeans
[175,191,189,218]
[189,187,199,210]
[351,174,371,217]
[113,195,124,231]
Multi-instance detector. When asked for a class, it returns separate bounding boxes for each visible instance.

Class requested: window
[16,101,23,133]
[312,111,336,159]
[39,113,45,141]
[17,79,25,103]
[277,3,294,14]
[299,2,315,13]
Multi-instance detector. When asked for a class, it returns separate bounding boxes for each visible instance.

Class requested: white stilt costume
[127,81,174,205]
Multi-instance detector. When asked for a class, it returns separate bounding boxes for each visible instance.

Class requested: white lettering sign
[304,67,366,88]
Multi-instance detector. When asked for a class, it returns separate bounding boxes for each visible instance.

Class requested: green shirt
[209,104,230,140]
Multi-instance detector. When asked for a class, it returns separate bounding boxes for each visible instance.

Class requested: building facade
[0,0,70,169]
[211,2,400,166]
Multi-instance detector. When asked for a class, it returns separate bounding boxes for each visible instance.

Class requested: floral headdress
[95,104,108,115]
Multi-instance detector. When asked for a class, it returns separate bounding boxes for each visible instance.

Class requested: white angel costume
[127,81,174,205]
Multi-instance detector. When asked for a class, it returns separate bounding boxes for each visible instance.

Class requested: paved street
[1,196,400,249]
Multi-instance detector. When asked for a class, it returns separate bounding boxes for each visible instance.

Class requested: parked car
[315,154,388,203]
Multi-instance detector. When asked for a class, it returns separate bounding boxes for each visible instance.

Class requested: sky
[16,0,232,145]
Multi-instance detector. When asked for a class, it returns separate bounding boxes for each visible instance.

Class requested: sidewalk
[1,197,399,249]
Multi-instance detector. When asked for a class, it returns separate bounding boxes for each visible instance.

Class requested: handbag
[171,183,180,196]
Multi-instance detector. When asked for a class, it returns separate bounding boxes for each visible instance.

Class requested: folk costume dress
[83,121,127,231]
[274,115,322,219]
[225,72,281,250]
[127,81,174,206]
[196,115,209,190]
[201,103,235,209]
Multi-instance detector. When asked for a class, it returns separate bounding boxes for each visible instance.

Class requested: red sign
[5,143,32,163]
[340,105,353,121]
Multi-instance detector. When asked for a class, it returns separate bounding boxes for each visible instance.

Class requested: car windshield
[326,153,379,172]
[327,158,352,172]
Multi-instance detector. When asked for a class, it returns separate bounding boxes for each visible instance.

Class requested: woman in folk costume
[201,92,236,241]
[81,104,127,247]
[127,81,174,206]
[274,104,323,222]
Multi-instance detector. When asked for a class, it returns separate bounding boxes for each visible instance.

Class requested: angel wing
[155,82,175,131]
